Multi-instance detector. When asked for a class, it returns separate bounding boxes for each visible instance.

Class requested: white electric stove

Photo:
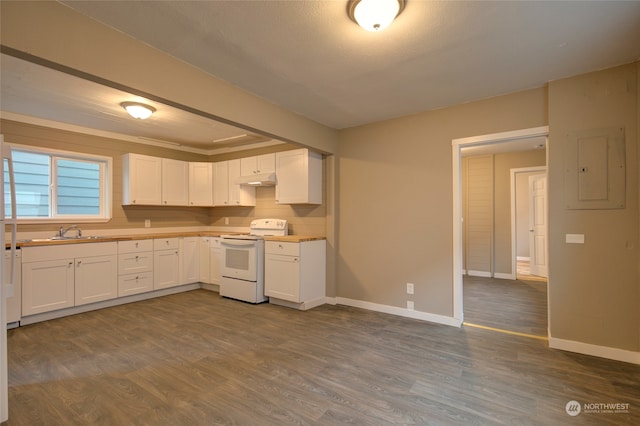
[219,219,288,303]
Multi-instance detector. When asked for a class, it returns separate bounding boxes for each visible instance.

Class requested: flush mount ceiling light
[347,0,406,32]
[120,102,156,120]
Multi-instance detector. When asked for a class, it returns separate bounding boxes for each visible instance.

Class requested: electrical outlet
[407,301,414,310]
[406,283,414,294]
[145,219,151,228]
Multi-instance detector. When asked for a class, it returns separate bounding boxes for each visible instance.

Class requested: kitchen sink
[23,236,110,242]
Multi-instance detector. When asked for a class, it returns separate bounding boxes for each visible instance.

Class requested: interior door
[528,174,548,277]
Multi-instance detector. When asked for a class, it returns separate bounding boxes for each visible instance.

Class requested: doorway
[511,167,548,282]
[452,126,549,335]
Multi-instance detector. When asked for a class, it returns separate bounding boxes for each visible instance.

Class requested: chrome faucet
[59,225,81,238]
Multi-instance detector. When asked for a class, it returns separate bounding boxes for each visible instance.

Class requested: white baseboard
[268,296,326,311]
[494,272,516,280]
[467,270,492,278]
[517,256,530,262]
[549,337,640,365]
[335,297,462,327]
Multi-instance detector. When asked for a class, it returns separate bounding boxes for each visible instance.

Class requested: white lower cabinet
[22,258,75,316]
[198,236,222,285]
[265,239,326,309]
[21,242,118,316]
[118,239,154,297]
[209,237,222,285]
[180,237,200,284]
[154,238,180,289]
[75,254,118,306]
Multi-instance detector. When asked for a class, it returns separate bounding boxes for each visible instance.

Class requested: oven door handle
[221,239,257,247]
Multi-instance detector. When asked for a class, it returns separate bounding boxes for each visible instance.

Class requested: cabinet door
[265,254,300,302]
[209,238,222,285]
[240,156,258,176]
[189,162,213,206]
[154,249,180,289]
[212,161,229,206]
[180,237,200,285]
[228,159,255,206]
[256,153,276,174]
[199,237,211,283]
[275,149,322,205]
[75,255,118,306]
[22,259,75,316]
[162,158,188,206]
[122,153,162,205]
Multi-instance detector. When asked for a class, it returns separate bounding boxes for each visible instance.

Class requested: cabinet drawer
[154,238,180,250]
[118,252,153,274]
[265,241,299,256]
[118,271,154,297]
[118,239,153,253]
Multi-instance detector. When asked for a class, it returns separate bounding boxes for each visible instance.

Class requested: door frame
[451,126,549,323]
[511,166,546,280]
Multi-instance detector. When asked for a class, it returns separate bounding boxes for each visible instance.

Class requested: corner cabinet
[275,149,322,204]
[265,239,326,310]
[213,159,255,206]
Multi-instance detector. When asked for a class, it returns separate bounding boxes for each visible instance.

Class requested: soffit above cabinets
[0,54,284,155]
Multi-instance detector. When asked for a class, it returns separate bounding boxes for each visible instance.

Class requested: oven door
[220,239,258,282]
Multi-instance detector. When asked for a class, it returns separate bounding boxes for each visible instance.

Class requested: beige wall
[337,88,548,315]
[548,63,639,351]
[0,119,326,236]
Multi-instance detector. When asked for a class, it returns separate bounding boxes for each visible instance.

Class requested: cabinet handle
[77,260,82,266]
[68,261,73,267]
[135,255,139,260]
[294,258,298,262]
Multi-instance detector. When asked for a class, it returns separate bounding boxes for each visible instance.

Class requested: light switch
[566,234,585,244]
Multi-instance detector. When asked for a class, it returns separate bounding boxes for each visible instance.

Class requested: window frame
[7,144,112,223]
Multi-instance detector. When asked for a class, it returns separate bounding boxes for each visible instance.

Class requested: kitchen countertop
[263,236,326,243]
[12,232,325,247]
[13,231,233,247]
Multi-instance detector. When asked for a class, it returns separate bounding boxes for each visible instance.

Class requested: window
[4,145,112,222]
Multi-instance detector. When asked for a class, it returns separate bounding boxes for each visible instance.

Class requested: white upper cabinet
[122,154,188,206]
[122,153,162,205]
[213,160,255,206]
[161,158,188,206]
[188,162,213,206]
[212,161,229,206]
[275,149,322,205]
[240,153,275,176]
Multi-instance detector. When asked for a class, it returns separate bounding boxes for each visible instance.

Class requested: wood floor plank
[4,289,640,425]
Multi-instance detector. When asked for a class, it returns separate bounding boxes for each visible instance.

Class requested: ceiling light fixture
[121,102,156,120]
[347,0,406,32]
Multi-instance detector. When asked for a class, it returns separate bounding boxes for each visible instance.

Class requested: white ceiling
[2,1,640,152]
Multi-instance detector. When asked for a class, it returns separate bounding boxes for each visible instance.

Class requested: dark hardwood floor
[4,290,639,425]
[463,275,548,337]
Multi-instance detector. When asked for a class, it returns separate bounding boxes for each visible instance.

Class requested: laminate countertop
[13,232,325,247]
[263,236,326,243]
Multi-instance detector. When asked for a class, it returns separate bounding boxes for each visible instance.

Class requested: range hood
[235,172,277,186]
